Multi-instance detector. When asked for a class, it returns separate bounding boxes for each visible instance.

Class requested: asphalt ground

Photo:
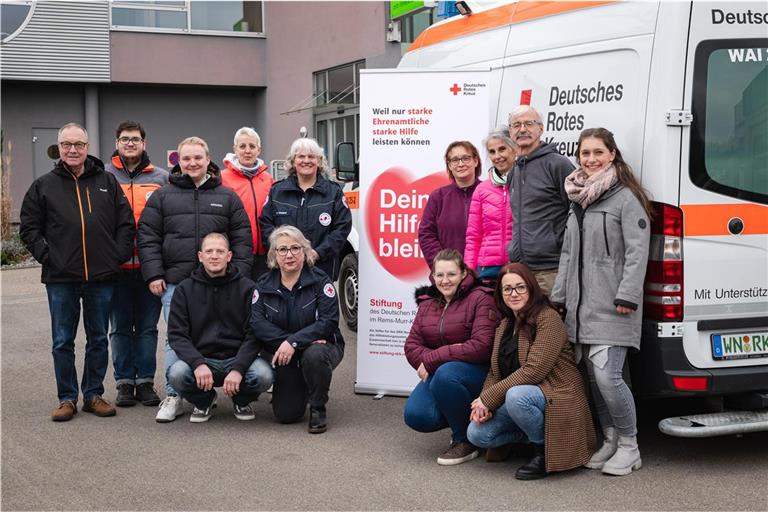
[2,266,767,511]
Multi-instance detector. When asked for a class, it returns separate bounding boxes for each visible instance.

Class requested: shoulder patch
[638,219,647,229]
[323,283,336,298]
[489,309,498,322]
[318,212,332,226]
[252,289,259,304]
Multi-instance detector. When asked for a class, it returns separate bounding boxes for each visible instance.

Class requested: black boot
[515,444,547,480]
[308,406,327,434]
[115,384,137,407]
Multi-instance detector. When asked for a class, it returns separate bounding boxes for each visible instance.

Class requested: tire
[338,252,358,330]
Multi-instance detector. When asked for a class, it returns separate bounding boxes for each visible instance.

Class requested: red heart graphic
[365,167,450,281]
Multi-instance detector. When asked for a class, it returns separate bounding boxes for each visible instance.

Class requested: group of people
[406,105,651,479]
[21,107,651,474]
[20,121,351,434]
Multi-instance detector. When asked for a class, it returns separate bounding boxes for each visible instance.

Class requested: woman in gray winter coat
[551,128,651,477]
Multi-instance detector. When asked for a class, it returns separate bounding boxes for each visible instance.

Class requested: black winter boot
[308,406,327,434]
[515,444,547,480]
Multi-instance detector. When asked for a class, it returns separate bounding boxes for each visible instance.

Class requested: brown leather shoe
[51,400,77,422]
[82,396,116,417]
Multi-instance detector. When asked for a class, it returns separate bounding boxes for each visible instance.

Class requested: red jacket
[404,274,499,374]
[220,155,273,255]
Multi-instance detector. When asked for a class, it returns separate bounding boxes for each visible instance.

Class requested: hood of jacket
[109,150,155,175]
[222,153,268,176]
[52,155,105,179]
[169,161,222,189]
[414,272,485,305]
[187,264,244,304]
[516,142,562,167]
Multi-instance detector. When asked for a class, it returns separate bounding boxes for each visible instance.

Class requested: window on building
[400,8,434,43]
[313,61,365,168]
[110,1,264,35]
[1,0,34,43]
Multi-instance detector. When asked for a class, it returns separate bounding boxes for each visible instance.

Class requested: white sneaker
[155,395,184,423]
[189,393,217,423]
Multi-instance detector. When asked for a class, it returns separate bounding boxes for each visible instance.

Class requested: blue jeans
[167,357,274,409]
[403,361,487,443]
[586,346,637,436]
[467,385,547,447]
[160,283,180,396]
[109,275,162,385]
[46,282,114,402]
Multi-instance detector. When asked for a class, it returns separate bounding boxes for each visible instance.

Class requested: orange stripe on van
[408,1,615,53]
[681,204,768,236]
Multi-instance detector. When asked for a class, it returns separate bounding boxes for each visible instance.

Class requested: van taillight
[644,202,683,322]
[672,376,709,391]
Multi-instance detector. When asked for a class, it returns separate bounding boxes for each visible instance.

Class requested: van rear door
[679,2,768,373]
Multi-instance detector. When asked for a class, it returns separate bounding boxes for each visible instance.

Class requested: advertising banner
[356,69,491,396]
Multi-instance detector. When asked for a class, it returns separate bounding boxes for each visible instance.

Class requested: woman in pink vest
[464,128,518,287]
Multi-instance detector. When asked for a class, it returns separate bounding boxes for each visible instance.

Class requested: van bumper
[630,325,768,398]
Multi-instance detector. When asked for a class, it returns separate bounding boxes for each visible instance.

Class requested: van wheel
[338,253,358,330]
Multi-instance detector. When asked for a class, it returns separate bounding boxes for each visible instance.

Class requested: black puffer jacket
[250,266,345,355]
[259,175,351,280]
[168,265,260,374]
[20,156,135,283]
[137,162,253,284]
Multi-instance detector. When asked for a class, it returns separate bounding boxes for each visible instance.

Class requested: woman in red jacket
[404,249,500,466]
[221,127,274,281]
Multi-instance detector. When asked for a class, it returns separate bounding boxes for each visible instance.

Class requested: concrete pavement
[2,266,767,511]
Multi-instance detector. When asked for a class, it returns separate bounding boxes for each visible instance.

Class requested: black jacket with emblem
[250,265,345,355]
[20,156,135,283]
[259,174,352,280]
[137,162,253,285]
[168,264,260,374]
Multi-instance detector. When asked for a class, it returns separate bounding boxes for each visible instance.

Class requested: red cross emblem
[449,83,461,95]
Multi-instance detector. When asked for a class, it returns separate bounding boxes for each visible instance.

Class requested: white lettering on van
[727,48,764,63]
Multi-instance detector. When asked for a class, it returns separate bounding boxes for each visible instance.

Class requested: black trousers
[270,342,344,423]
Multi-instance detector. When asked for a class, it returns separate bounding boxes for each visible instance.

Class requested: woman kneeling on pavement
[250,225,344,434]
[467,263,596,480]
[404,249,499,465]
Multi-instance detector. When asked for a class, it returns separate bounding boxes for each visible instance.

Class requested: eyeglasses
[433,271,460,281]
[510,120,541,131]
[502,284,528,296]
[59,141,87,151]
[118,136,144,145]
[447,155,473,167]
[276,245,302,256]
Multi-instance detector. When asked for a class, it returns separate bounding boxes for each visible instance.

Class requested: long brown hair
[494,263,553,341]
[443,140,482,181]
[577,127,653,219]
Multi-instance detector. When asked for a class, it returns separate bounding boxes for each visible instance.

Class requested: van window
[690,39,768,205]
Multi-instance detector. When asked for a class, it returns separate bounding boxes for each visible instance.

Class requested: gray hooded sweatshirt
[551,184,650,349]
[506,142,575,270]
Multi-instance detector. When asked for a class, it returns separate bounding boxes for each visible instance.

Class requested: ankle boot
[602,435,642,476]
[515,444,547,480]
[585,426,618,469]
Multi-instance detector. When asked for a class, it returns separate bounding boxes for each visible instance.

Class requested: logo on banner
[318,212,331,226]
[366,167,450,280]
[450,83,462,95]
[323,283,336,298]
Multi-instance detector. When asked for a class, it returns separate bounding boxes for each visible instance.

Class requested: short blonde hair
[266,225,314,269]
[233,127,261,148]
[286,137,327,177]
[178,136,210,157]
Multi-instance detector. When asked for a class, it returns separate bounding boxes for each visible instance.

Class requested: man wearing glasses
[105,121,169,408]
[20,122,135,421]
[506,106,574,294]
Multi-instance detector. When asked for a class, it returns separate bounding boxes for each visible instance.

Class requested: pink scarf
[564,164,617,208]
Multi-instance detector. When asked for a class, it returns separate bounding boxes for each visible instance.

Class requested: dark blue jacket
[259,175,351,280]
[251,266,345,355]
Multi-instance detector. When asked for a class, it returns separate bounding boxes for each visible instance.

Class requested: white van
[381,0,768,435]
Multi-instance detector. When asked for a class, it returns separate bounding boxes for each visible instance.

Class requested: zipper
[130,180,138,267]
[602,212,611,256]
[438,302,450,344]
[248,178,260,254]
[86,187,92,213]
[194,188,200,254]
[72,176,89,281]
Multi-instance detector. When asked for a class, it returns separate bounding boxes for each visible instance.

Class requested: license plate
[711,331,768,360]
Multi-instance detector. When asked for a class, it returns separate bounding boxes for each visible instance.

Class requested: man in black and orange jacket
[104,120,169,408]
[20,122,135,422]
